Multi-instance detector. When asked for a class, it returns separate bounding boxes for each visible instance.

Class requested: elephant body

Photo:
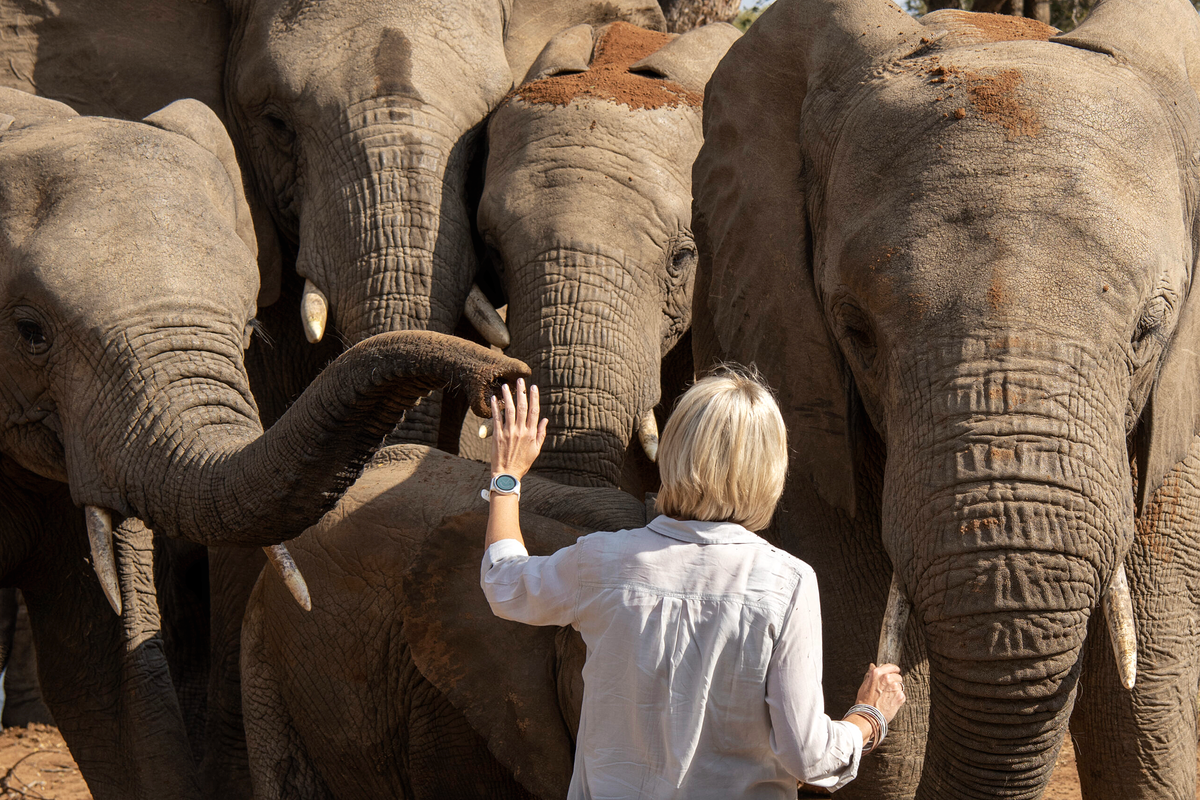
[0,88,526,799]
[242,445,647,799]
[692,1,1200,797]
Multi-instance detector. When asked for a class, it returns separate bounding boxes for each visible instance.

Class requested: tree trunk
[658,0,739,32]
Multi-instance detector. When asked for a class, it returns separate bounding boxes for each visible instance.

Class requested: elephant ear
[1051,0,1200,510]
[628,21,740,96]
[401,511,585,800]
[691,0,922,517]
[142,99,282,307]
[505,0,667,86]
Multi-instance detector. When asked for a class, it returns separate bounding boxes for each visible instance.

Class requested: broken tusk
[876,573,910,666]
[637,410,659,463]
[301,279,328,344]
[464,284,510,349]
[264,544,312,612]
[1103,562,1137,690]
[478,420,492,439]
[84,506,122,616]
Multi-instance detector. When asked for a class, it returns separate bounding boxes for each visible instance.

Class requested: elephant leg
[200,545,268,800]
[241,578,334,800]
[24,507,202,800]
[1070,446,1200,800]
[1,592,53,728]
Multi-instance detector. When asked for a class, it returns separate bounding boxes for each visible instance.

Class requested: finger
[537,417,548,448]
[875,663,901,676]
[528,384,541,429]
[502,383,515,428]
[516,377,528,429]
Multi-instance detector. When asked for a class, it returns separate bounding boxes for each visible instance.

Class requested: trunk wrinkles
[881,333,1134,799]
[507,246,661,488]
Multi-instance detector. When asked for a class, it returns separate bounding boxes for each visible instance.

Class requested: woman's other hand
[856,663,905,722]
[490,378,548,479]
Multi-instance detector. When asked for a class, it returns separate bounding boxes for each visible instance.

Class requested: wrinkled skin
[0,89,527,800]
[475,21,739,493]
[692,0,1200,797]
[241,445,646,799]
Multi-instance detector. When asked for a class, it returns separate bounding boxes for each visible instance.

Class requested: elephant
[240,444,648,799]
[691,0,1200,797]
[0,87,527,799]
[472,20,740,494]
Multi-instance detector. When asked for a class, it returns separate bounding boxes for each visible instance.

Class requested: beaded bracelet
[845,703,888,753]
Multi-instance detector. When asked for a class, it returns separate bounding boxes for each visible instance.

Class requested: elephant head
[478,21,739,489]
[692,0,1200,796]
[221,0,674,446]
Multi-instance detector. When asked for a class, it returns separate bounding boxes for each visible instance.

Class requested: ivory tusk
[84,506,122,616]
[301,279,328,344]
[264,545,312,612]
[464,284,510,349]
[876,573,910,666]
[1103,562,1137,690]
[637,410,659,463]
[478,420,492,439]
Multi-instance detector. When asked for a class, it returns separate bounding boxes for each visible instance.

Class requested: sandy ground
[0,723,1187,800]
[0,722,1194,799]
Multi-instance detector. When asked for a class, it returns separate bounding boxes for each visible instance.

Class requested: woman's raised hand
[490,378,549,479]
[856,663,905,722]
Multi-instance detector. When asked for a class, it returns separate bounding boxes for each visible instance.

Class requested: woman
[480,369,904,798]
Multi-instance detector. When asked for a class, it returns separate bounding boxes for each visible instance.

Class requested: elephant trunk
[883,336,1134,800]
[124,331,525,547]
[295,105,481,445]
[505,247,661,488]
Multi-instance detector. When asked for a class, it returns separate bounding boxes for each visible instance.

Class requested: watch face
[495,474,518,492]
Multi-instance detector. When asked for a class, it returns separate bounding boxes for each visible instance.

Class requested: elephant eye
[667,240,697,279]
[1134,293,1173,348]
[833,300,877,369]
[16,318,49,355]
[261,110,295,148]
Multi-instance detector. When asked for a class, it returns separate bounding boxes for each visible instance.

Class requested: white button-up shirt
[480,515,862,799]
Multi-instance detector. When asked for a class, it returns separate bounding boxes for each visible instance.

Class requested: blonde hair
[655,366,787,532]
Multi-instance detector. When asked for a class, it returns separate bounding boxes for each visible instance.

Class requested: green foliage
[733,4,764,30]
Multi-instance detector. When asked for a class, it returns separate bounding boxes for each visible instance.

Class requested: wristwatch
[480,473,521,501]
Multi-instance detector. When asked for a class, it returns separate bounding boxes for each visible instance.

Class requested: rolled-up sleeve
[480,538,581,627]
[765,566,863,791]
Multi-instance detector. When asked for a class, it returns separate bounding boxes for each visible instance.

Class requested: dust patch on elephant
[927,11,1056,44]
[514,21,701,111]
[925,62,1041,139]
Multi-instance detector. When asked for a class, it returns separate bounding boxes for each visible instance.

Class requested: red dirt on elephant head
[921,10,1056,47]
[514,22,702,111]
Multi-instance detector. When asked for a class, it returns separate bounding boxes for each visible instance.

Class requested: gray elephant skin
[241,445,647,799]
[476,21,739,495]
[692,0,1200,797]
[0,88,527,800]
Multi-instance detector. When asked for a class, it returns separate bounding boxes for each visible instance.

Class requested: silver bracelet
[845,704,888,752]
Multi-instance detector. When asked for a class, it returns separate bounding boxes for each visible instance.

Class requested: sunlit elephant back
[693,0,1200,797]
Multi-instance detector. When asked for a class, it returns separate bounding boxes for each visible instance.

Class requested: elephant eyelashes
[668,245,696,278]
[261,111,295,149]
[16,318,48,355]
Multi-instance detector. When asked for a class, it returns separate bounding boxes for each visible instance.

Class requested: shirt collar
[646,515,763,545]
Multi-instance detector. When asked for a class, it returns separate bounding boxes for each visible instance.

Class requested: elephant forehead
[0,123,258,320]
[816,45,1189,308]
